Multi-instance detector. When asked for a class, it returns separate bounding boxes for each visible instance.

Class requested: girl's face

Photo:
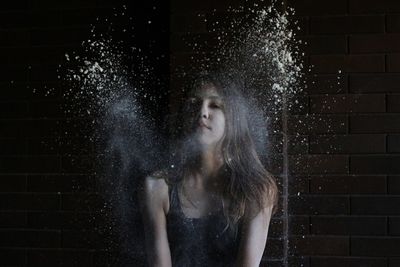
[187,83,226,147]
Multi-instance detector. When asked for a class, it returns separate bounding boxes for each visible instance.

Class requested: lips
[198,121,211,130]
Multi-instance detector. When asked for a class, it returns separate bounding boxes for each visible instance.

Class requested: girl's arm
[140,176,172,267]
[235,204,274,267]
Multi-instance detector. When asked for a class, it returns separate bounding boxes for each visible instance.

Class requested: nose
[200,101,209,119]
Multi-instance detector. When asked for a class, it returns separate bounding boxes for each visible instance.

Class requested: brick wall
[2,0,400,266]
[0,0,168,266]
[285,0,400,266]
[170,0,400,266]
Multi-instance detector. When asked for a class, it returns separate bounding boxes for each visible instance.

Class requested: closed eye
[209,101,224,109]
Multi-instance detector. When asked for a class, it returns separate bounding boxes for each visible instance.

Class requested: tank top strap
[168,182,181,214]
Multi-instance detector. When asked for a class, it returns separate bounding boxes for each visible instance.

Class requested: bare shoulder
[142,174,170,214]
[144,175,169,196]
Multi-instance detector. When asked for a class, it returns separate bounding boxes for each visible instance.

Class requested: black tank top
[166,183,241,267]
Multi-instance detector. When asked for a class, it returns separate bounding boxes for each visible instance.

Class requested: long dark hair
[164,70,278,231]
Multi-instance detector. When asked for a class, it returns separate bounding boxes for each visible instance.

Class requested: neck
[199,146,223,177]
[188,144,224,189]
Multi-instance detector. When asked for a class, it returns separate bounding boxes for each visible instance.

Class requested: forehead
[194,83,221,99]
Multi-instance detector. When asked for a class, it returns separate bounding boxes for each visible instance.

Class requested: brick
[0,65,28,82]
[27,119,61,139]
[289,195,349,215]
[1,1,30,10]
[0,248,26,265]
[310,175,386,194]
[0,193,60,211]
[310,216,387,235]
[310,94,385,114]
[310,257,387,267]
[171,0,242,14]
[171,14,207,33]
[28,100,64,118]
[170,32,220,53]
[387,54,400,72]
[62,230,108,249]
[0,174,26,192]
[289,155,349,174]
[30,27,90,46]
[170,52,215,75]
[0,229,60,248]
[29,47,65,65]
[59,119,95,139]
[27,137,94,156]
[269,134,308,155]
[31,0,97,9]
[387,94,400,112]
[351,155,400,174]
[288,114,347,134]
[0,30,29,47]
[61,193,101,211]
[287,257,310,267]
[350,0,400,14]
[310,55,385,73]
[61,8,109,27]
[27,174,94,192]
[26,138,59,155]
[0,211,26,227]
[289,215,310,235]
[0,81,62,100]
[306,74,348,94]
[350,114,400,133]
[310,15,385,34]
[0,47,30,66]
[351,237,400,256]
[350,74,400,93]
[0,101,29,118]
[309,134,386,154]
[265,154,283,176]
[388,176,400,194]
[388,135,400,152]
[290,235,349,256]
[289,175,309,195]
[350,34,400,53]
[0,155,61,173]
[0,119,52,139]
[294,16,309,36]
[0,138,26,155]
[288,95,309,115]
[60,156,94,174]
[29,10,62,28]
[305,35,347,54]
[26,138,63,155]
[387,14,400,32]
[27,211,94,230]
[204,11,260,34]
[268,218,283,238]
[352,196,400,215]
[27,249,93,266]
[389,258,400,267]
[28,65,61,82]
[287,0,347,15]
[388,217,400,235]
[263,238,284,258]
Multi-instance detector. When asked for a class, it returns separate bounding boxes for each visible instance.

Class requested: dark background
[1,0,400,266]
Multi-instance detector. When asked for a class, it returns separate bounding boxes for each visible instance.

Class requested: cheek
[214,113,226,136]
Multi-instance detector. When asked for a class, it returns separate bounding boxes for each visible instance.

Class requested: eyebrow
[207,96,223,100]
[192,94,222,100]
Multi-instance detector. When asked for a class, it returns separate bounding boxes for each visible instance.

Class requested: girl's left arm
[235,205,274,267]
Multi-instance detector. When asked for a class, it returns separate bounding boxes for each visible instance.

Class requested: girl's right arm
[140,176,172,267]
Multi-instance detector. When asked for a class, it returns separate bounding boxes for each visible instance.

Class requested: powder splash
[60,1,305,264]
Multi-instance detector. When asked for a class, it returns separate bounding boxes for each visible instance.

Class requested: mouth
[198,121,211,130]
